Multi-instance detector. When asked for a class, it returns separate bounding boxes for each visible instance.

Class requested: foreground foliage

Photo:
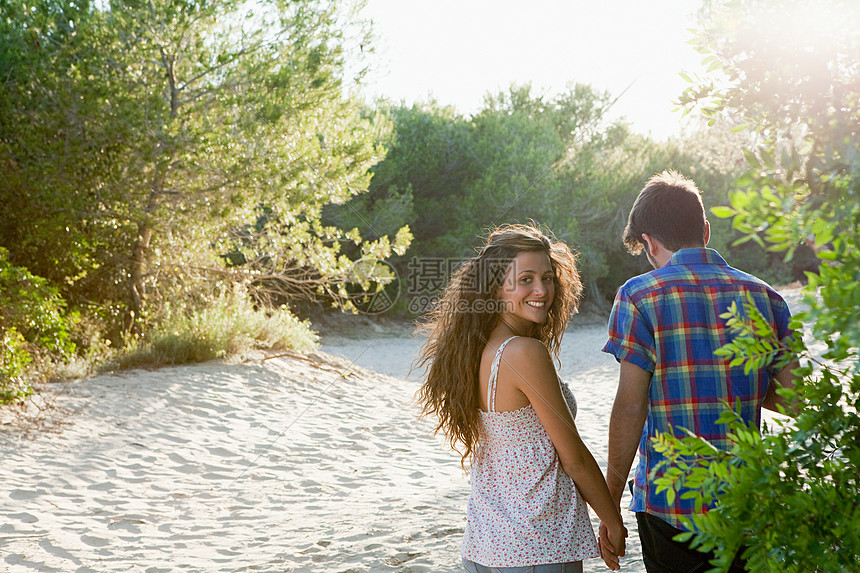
[654,298,859,571]
[658,0,860,570]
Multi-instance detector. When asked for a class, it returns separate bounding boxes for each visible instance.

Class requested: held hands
[598,520,628,571]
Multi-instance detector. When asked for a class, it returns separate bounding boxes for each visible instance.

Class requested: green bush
[0,248,77,356]
[0,328,31,402]
[654,294,860,572]
[0,248,77,402]
[115,286,318,369]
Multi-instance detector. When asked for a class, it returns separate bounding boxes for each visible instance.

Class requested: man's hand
[598,520,627,570]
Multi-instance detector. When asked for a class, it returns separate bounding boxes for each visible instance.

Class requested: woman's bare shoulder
[499,337,554,372]
[503,336,550,356]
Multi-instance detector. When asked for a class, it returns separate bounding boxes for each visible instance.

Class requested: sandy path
[0,323,631,573]
[1,353,469,572]
[1,287,806,572]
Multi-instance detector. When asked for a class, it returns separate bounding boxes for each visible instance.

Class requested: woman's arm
[499,338,627,567]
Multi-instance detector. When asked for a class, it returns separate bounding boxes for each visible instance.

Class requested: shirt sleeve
[602,286,656,373]
[769,289,796,376]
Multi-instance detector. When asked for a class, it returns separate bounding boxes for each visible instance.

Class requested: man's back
[603,247,792,528]
[603,170,797,572]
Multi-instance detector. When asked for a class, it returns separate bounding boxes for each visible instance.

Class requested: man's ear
[704,221,711,246]
[641,233,657,256]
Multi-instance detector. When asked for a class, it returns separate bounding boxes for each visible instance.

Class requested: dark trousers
[636,512,748,573]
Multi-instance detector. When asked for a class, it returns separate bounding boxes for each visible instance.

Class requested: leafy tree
[326,101,474,255]
[0,0,125,293]
[0,0,409,338]
[334,84,785,316]
[351,85,681,311]
[663,119,797,286]
[463,84,734,307]
[656,0,860,570]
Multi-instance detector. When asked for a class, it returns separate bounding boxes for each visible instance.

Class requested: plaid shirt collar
[664,247,728,269]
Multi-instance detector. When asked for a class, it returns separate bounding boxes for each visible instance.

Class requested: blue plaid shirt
[602,248,793,530]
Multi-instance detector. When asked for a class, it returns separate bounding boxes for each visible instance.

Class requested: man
[600,170,797,572]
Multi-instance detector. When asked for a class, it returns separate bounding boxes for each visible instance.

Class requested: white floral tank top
[461,336,599,567]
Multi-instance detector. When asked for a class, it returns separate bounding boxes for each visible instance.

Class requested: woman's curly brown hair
[415,224,582,467]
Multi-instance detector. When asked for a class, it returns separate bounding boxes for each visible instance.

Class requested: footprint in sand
[207,446,238,457]
[87,481,115,491]
[108,518,146,533]
[9,489,40,500]
[80,534,110,547]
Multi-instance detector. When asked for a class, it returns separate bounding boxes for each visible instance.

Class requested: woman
[417,224,626,572]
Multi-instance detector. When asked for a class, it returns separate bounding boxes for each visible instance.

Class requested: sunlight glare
[747,1,860,56]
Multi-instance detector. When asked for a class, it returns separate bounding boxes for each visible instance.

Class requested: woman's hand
[599,521,627,570]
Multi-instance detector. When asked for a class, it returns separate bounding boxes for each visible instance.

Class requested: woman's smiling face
[496,250,555,333]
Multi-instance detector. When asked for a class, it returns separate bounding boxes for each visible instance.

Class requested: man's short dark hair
[622,170,707,255]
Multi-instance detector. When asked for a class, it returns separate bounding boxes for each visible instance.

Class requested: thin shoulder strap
[488,336,519,412]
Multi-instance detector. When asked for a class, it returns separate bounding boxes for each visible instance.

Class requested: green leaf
[711,205,737,219]
[674,531,695,543]
[743,148,761,169]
